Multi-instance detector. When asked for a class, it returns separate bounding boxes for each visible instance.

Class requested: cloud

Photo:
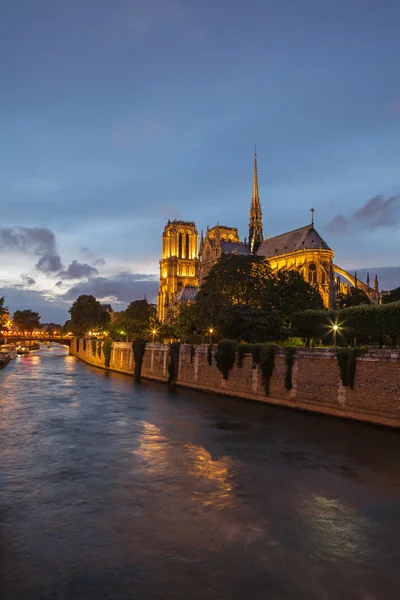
[21,273,36,286]
[0,226,64,274]
[59,260,98,281]
[326,195,400,233]
[36,253,64,274]
[94,258,106,266]
[0,286,70,323]
[63,272,159,304]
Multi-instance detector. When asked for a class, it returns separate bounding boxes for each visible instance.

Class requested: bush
[132,338,147,380]
[215,340,237,380]
[237,343,252,367]
[97,340,102,358]
[336,348,364,389]
[167,342,181,383]
[259,345,276,395]
[102,339,113,368]
[91,339,97,357]
[284,347,296,391]
[83,338,87,352]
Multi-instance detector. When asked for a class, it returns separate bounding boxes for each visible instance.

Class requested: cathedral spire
[249,147,263,254]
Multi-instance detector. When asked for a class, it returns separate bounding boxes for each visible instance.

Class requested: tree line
[64,255,400,346]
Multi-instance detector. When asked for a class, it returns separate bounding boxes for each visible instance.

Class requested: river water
[1,345,400,599]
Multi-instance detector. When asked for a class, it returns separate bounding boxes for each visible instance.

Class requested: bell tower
[249,149,263,254]
[157,220,199,322]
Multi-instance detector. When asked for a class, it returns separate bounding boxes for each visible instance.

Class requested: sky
[1,0,399,323]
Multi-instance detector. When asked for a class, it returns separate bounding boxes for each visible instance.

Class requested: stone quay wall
[70,340,400,429]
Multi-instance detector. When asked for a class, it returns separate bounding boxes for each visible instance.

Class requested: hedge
[292,302,400,345]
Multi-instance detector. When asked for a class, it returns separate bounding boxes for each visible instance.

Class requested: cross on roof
[310,207,315,226]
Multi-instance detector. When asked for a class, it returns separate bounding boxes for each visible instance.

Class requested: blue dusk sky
[1,0,399,322]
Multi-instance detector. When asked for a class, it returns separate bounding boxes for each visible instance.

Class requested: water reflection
[1,344,400,600]
[186,444,234,509]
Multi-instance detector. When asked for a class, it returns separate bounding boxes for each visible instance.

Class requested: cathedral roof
[220,241,250,255]
[256,224,331,258]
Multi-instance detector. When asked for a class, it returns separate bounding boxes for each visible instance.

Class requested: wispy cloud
[63,272,158,304]
[326,195,400,233]
[58,260,98,281]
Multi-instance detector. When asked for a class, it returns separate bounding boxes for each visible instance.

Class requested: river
[1,344,400,599]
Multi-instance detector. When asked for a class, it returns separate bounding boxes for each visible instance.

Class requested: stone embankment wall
[70,341,400,428]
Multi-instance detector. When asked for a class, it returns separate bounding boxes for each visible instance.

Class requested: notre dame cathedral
[157,153,380,323]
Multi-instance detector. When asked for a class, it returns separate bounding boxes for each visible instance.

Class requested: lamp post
[152,328,157,343]
[333,324,338,346]
[209,327,214,344]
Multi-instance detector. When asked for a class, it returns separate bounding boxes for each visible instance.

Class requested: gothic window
[308,263,317,285]
[321,271,326,285]
[185,233,190,258]
[178,233,183,258]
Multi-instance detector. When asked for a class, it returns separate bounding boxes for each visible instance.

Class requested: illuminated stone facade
[157,220,199,323]
[157,154,380,322]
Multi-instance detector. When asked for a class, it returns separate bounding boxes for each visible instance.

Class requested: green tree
[336,287,371,309]
[382,287,400,304]
[108,299,157,340]
[167,303,198,342]
[195,254,274,328]
[0,296,6,317]
[218,306,284,342]
[13,309,41,332]
[269,270,324,325]
[69,295,110,335]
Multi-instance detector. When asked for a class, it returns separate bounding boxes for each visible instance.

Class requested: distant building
[157,152,380,322]
[102,304,115,322]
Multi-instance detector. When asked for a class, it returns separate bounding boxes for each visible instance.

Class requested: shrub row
[291,302,400,345]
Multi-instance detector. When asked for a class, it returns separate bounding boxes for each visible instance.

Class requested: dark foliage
[215,340,237,380]
[167,342,181,384]
[132,338,147,380]
[259,345,276,395]
[102,339,113,368]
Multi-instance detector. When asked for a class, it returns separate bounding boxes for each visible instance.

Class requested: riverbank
[70,340,400,428]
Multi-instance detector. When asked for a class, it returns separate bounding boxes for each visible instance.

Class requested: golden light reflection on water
[132,421,168,474]
[185,444,234,510]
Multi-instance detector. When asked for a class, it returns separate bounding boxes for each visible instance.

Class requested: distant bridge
[1,335,72,346]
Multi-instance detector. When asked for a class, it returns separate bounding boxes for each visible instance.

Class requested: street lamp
[209,327,214,344]
[333,324,339,346]
[152,328,157,343]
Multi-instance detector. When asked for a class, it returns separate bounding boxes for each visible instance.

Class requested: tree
[336,287,371,309]
[382,287,400,304]
[195,254,274,328]
[269,270,324,324]
[194,255,324,342]
[108,299,157,340]
[69,295,110,335]
[0,297,6,317]
[219,306,284,342]
[13,309,41,332]
[168,303,198,342]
